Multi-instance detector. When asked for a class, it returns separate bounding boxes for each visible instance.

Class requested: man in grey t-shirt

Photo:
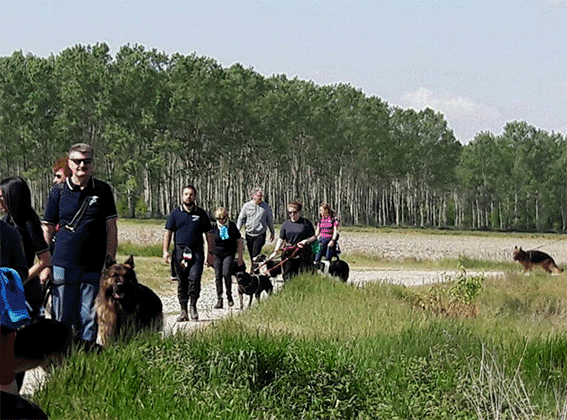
[236,188,275,261]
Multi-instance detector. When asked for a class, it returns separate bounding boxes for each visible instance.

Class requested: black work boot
[177,301,189,322]
[214,298,223,309]
[189,296,199,321]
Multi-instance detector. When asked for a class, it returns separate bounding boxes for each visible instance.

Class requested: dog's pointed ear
[124,255,135,269]
[105,255,116,269]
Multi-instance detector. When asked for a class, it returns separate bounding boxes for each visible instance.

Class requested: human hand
[39,267,51,285]
[163,251,170,264]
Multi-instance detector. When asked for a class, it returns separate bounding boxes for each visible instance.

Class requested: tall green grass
[33,272,567,419]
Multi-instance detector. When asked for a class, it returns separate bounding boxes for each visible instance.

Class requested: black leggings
[213,254,234,299]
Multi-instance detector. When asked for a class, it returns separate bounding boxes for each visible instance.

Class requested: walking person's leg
[174,253,189,322]
[78,271,101,343]
[187,252,205,321]
[51,266,81,335]
[213,254,223,309]
[222,254,235,306]
[251,233,266,260]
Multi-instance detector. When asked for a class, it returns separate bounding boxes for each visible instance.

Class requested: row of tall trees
[1,43,565,231]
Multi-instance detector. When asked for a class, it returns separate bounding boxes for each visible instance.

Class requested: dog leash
[265,245,302,275]
[253,245,296,273]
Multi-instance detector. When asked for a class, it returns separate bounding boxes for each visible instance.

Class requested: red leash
[263,245,302,275]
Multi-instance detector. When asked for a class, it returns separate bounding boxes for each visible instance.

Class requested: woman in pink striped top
[314,203,340,263]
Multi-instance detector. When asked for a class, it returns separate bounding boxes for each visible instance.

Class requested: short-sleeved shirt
[279,217,315,245]
[164,205,212,252]
[3,214,49,268]
[0,221,28,285]
[317,217,339,240]
[211,221,241,257]
[43,177,117,272]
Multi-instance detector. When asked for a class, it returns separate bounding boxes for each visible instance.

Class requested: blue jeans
[314,237,337,263]
[51,266,100,342]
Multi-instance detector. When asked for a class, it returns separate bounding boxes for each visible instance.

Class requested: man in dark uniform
[163,185,213,321]
[42,143,118,343]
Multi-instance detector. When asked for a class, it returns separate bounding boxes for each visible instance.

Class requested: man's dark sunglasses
[70,158,93,165]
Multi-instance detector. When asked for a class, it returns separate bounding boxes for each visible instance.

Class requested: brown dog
[513,246,563,274]
[95,255,163,345]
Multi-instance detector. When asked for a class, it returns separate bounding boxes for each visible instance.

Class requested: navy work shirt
[43,177,117,272]
[164,205,212,252]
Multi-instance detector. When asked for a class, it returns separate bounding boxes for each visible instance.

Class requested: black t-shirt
[211,221,241,257]
[43,177,118,272]
[4,214,49,268]
[279,217,315,245]
[164,205,212,251]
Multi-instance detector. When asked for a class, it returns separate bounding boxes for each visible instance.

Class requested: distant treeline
[1,43,566,231]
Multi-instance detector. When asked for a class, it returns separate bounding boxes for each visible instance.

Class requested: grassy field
[29,223,567,418]
[32,267,567,418]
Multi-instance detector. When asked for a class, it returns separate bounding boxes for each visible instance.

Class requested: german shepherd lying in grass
[95,256,163,345]
[513,246,563,274]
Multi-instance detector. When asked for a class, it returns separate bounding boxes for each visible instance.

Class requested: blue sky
[1,0,565,143]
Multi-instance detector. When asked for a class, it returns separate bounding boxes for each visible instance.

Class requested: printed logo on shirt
[192,215,200,222]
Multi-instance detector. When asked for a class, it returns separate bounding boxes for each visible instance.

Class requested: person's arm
[298,221,317,248]
[163,230,173,263]
[205,231,214,267]
[236,204,247,231]
[329,220,340,248]
[236,238,245,265]
[269,238,284,260]
[106,217,118,260]
[30,250,51,284]
[266,205,275,242]
[42,222,56,246]
[41,222,56,282]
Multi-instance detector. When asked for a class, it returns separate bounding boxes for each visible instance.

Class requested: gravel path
[22,227,562,396]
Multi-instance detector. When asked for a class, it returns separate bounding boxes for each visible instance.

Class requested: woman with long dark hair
[0,176,51,318]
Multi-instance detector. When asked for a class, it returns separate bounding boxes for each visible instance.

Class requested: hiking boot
[177,302,189,322]
[214,298,223,309]
[189,296,199,321]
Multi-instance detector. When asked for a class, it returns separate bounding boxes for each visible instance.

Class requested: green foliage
[32,272,567,419]
[1,44,566,230]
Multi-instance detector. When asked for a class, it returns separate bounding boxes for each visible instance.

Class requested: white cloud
[398,87,502,143]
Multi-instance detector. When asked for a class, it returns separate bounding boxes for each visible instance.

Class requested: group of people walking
[0,142,344,405]
[163,186,342,322]
[0,143,117,403]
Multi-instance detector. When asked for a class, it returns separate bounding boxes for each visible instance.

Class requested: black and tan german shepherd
[513,246,563,274]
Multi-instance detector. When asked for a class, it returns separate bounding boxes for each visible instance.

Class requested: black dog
[252,254,282,277]
[234,271,273,310]
[316,258,350,282]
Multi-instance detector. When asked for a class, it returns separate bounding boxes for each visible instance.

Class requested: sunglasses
[53,173,64,179]
[70,158,93,166]
[288,210,298,215]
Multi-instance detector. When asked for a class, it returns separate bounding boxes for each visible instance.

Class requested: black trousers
[213,254,234,299]
[282,247,314,281]
[245,233,266,260]
[174,246,204,303]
